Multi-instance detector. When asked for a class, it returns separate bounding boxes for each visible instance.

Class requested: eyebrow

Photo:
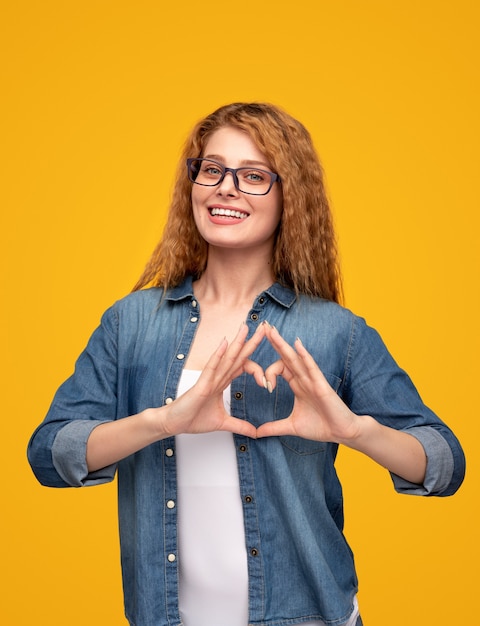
[203,154,272,169]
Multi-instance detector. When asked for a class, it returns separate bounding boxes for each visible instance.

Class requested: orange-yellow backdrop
[1,1,478,624]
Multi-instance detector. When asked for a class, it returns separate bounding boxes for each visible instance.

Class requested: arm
[28,313,266,484]
[86,323,266,471]
[257,327,426,483]
[257,324,464,493]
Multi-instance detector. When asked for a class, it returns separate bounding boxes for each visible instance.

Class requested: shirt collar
[165,276,297,309]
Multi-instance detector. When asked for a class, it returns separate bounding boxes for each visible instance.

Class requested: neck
[194,246,275,306]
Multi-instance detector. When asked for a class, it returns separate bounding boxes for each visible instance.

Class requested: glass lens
[188,159,274,195]
[235,167,273,194]
[189,159,224,186]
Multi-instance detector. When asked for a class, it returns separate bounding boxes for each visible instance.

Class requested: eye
[205,165,222,175]
[239,169,268,184]
[200,161,224,178]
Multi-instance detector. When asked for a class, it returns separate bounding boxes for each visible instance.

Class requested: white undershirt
[175,369,359,626]
[176,370,248,626]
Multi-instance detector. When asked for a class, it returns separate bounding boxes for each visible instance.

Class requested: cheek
[191,187,204,218]
[269,191,283,225]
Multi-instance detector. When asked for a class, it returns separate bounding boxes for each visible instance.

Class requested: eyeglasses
[186,158,281,196]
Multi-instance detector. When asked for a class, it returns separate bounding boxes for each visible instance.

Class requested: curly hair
[133,102,342,303]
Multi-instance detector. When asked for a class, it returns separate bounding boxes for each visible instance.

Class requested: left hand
[256,324,363,444]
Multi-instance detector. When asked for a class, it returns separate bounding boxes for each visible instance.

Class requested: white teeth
[210,207,248,219]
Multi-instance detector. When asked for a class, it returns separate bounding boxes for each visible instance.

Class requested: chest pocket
[277,371,343,455]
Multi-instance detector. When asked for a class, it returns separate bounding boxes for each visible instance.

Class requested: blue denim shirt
[27,277,465,626]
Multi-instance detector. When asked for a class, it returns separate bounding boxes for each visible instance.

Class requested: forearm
[86,408,167,472]
[342,415,427,485]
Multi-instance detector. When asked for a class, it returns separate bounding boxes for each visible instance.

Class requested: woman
[28,102,465,626]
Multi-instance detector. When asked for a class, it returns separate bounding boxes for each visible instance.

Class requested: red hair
[133,102,342,303]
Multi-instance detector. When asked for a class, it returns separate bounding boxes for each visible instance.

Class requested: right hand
[153,322,266,439]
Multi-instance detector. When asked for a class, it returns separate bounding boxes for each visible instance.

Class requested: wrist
[338,414,378,450]
[141,405,172,442]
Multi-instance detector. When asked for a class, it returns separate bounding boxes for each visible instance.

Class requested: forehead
[202,126,270,166]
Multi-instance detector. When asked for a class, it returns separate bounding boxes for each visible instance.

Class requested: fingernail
[267,380,273,394]
[296,336,303,345]
[262,376,268,390]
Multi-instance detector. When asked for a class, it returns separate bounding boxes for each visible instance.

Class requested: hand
[161,322,266,439]
[256,325,362,444]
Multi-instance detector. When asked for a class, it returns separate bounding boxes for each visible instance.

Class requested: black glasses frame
[186,158,281,196]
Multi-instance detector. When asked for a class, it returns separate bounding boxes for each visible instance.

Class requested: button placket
[234,433,262,598]
[248,294,267,326]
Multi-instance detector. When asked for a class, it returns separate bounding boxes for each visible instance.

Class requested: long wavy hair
[133,102,342,303]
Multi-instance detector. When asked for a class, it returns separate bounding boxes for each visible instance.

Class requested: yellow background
[1,1,478,624]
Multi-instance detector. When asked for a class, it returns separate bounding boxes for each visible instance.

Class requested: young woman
[28,102,465,626]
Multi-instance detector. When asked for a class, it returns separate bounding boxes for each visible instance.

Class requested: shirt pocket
[278,371,343,455]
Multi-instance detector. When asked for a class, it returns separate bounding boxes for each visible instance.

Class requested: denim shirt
[27,277,465,626]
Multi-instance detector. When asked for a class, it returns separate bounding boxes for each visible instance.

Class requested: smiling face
[191,126,283,256]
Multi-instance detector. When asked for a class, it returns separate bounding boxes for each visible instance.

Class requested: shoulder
[93,288,166,338]
[109,277,194,319]
[290,295,387,356]
[269,283,358,327]
[293,294,360,328]
[111,287,165,315]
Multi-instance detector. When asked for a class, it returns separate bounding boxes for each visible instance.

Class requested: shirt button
[192,300,197,308]
[190,317,198,323]
[234,392,243,400]
[250,548,259,557]
[167,553,176,563]
[239,444,248,453]
[176,353,185,360]
[244,495,253,503]
[165,397,173,404]
[165,448,174,457]
[166,500,175,509]
[250,313,259,321]
[258,297,266,304]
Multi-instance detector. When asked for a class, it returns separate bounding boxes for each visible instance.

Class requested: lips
[209,207,249,220]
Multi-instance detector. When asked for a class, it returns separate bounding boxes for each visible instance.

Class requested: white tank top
[175,369,359,626]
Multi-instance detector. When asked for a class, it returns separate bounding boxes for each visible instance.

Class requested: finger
[265,325,302,366]
[201,336,230,384]
[243,358,267,389]
[263,359,293,392]
[220,415,257,439]
[256,417,296,438]
[294,337,326,377]
[267,327,320,384]
[218,323,266,379]
[233,321,266,360]
[200,324,266,394]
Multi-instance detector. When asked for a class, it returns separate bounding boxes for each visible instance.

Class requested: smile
[209,207,249,219]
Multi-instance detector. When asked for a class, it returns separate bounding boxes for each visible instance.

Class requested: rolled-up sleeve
[343,316,466,497]
[391,426,455,495]
[52,420,117,486]
[27,305,120,487]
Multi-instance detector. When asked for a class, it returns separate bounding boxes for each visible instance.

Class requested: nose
[216,170,238,196]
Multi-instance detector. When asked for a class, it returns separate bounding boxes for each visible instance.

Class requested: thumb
[256,417,295,438]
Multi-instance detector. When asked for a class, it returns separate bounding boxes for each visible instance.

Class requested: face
[191,126,283,255]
